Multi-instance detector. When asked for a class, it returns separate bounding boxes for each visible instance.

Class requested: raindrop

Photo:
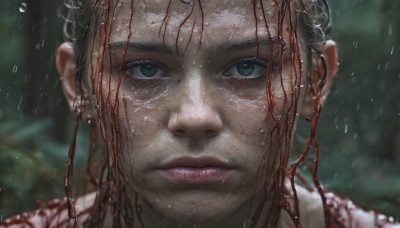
[35,43,40,50]
[17,97,23,110]
[390,45,394,55]
[12,64,18,73]
[352,41,358,49]
[344,124,348,134]
[19,2,27,13]
[167,204,172,209]
[388,24,392,35]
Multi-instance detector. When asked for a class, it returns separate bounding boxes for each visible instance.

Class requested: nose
[168,75,223,138]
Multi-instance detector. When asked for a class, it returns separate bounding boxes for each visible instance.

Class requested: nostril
[204,129,217,137]
[173,129,185,137]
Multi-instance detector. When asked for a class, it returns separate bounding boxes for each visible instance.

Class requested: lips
[158,156,234,185]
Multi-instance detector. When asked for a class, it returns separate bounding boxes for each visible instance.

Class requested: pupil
[237,63,255,76]
[140,64,157,77]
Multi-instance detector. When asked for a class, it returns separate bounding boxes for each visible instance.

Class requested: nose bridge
[168,69,223,138]
[183,70,207,109]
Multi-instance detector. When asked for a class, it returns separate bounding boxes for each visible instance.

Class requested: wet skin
[101,1,308,226]
[58,0,335,227]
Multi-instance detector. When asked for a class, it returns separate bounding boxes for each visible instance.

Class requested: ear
[56,42,90,120]
[300,40,338,118]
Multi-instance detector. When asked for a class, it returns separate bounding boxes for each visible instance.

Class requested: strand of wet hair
[64,109,81,228]
[176,0,195,54]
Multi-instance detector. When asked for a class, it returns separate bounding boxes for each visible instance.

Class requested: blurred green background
[0,0,399,221]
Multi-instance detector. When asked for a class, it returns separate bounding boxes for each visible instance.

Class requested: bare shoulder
[280,185,399,228]
[0,192,96,228]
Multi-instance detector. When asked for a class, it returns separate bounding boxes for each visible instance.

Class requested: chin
[145,191,250,225]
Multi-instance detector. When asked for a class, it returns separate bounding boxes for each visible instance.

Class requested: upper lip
[159,156,233,169]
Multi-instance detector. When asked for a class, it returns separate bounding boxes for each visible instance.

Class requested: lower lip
[160,167,233,185]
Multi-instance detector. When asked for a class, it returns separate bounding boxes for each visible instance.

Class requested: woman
[1,0,399,227]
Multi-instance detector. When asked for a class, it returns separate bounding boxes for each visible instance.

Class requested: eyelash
[118,58,276,80]
[222,57,273,79]
[121,60,169,79]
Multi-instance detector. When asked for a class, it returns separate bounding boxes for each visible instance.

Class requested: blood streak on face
[81,0,312,227]
[58,0,337,227]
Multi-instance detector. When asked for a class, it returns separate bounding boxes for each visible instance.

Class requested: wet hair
[60,0,331,84]
[59,0,333,227]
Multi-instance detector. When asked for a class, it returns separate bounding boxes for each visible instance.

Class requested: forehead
[107,0,284,46]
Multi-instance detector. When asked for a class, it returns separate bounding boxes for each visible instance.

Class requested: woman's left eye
[124,61,167,79]
[224,58,269,78]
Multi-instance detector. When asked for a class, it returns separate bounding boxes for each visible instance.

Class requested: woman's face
[87,0,307,224]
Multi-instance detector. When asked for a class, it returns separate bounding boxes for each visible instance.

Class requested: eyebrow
[109,36,280,57]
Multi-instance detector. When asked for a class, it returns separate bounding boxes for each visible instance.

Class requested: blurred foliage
[0,0,399,221]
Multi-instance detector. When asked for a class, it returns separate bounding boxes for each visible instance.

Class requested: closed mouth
[158,156,234,185]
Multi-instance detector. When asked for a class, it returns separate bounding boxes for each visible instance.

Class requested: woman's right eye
[123,61,168,79]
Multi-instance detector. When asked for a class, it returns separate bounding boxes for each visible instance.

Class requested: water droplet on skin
[259,129,265,133]
[167,205,171,209]
[19,2,27,13]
